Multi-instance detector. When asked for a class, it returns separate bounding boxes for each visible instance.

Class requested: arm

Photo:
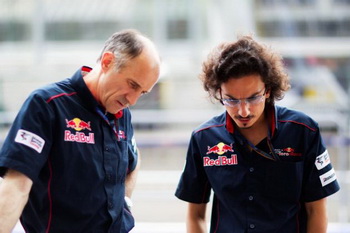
[0,169,33,233]
[187,202,207,233]
[305,198,328,233]
[125,148,141,199]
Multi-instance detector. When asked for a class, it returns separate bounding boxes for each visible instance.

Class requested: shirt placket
[97,108,124,227]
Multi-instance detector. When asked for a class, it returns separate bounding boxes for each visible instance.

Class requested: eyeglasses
[221,88,267,108]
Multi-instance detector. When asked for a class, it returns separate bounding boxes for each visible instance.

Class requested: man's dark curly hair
[200,36,290,104]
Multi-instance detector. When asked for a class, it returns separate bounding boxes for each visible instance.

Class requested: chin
[240,125,253,130]
[235,121,255,130]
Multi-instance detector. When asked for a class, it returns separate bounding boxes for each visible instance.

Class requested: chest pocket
[263,161,304,202]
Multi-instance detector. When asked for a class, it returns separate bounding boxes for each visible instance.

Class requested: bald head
[97,29,160,71]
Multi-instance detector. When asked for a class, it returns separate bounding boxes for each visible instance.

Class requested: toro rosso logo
[64,118,95,144]
[274,147,302,157]
[204,142,238,167]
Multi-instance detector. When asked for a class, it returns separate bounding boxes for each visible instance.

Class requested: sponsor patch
[66,118,91,131]
[131,136,138,154]
[319,168,337,187]
[15,129,45,153]
[118,130,126,140]
[64,131,95,144]
[315,150,330,170]
[206,142,234,155]
[274,147,302,157]
[203,155,238,167]
[65,118,95,144]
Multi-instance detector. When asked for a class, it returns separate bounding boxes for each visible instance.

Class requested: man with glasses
[175,36,340,233]
[0,29,160,233]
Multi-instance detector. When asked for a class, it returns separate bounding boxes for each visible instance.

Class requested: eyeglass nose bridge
[237,99,251,108]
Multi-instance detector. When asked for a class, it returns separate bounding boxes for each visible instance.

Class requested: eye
[222,99,240,106]
[246,95,262,104]
[227,99,240,104]
[247,95,259,101]
[128,80,140,90]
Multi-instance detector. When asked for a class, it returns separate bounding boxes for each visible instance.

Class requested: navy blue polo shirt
[175,104,340,233]
[0,67,138,232]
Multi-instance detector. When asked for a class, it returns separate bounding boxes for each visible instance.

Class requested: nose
[126,92,141,106]
[237,101,250,117]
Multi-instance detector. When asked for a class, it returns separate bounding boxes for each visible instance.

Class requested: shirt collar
[225,103,278,137]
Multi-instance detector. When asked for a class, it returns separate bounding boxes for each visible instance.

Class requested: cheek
[225,107,238,119]
[255,102,267,116]
[104,83,123,98]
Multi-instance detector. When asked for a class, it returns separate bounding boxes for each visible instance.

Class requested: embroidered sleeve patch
[131,136,138,155]
[319,168,337,187]
[15,129,45,153]
[315,150,330,170]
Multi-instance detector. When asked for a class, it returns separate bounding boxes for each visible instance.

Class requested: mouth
[235,116,253,126]
[117,100,126,108]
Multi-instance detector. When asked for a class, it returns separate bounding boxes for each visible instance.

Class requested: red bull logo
[206,142,234,155]
[66,118,91,131]
[64,118,94,144]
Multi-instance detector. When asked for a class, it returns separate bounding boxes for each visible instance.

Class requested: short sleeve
[302,128,340,202]
[123,108,138,173]
[127,135,138,173]
[175,133,212,203]
[0,92,54,181]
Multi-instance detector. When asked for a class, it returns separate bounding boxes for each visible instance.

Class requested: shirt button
[249,224,255,229]
[108,202,114,209]
[106,174,111,181]
[248,196,254,201]
[249,167,254,172]
[105,146,110,151]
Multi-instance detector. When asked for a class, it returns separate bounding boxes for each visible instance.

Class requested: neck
[83,66,102,104]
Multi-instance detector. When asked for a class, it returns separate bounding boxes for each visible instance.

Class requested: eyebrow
[224,90,262,100]
[130,79,140,87]
[128,79,150,94]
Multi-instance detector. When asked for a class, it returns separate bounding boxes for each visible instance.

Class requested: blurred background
[0,0,349,232]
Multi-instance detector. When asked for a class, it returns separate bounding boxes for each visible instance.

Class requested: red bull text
[203,155,238,167]
[64,131,95,144]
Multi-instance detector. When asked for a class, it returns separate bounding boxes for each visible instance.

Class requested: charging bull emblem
[206,142,234,155]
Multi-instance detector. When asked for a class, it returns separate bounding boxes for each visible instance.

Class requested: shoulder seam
[279,120,317,132]
[194,123,225,134]
[46,92,77,104]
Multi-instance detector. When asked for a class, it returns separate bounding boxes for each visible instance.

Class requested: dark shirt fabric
[175,104,340,233]
[0,67,138,232]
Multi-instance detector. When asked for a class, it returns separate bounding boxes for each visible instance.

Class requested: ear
[100,52,115,72]
[265,88,271,99]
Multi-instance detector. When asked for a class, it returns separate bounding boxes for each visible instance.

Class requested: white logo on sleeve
[131,136,138,155]
[319,168,337,187]
[315,150,330,170]
[15,129,45,153]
